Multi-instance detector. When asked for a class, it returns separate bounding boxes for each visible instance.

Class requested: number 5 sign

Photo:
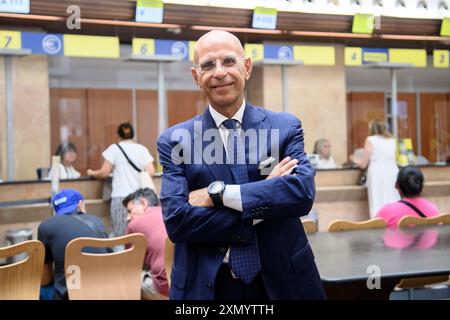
[0,30,21,50]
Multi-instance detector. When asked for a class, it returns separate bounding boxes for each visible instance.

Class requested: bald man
[157,30,325,300]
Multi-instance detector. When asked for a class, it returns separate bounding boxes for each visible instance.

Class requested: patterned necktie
[222,119,261,285]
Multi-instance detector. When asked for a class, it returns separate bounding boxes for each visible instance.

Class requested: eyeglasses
[195,56,245,73]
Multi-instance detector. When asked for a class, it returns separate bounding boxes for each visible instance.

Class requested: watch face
[209,181,224,194]
[210,182,222,194]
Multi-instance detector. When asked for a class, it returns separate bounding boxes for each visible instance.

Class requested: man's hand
[266,156,298,180]
[189,188,214,207]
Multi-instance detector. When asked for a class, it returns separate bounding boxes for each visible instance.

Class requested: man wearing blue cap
[38,189,109,300]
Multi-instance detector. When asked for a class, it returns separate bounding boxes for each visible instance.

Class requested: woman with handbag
[87,122,156,237]
[350,119,400,218]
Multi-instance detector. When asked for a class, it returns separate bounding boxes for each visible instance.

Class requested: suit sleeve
[157,134,254,245]
[240,115,315,220]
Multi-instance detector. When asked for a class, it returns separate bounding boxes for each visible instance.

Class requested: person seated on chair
[376,166,440,228]
[38,189,109,300]
[123,188,169,299]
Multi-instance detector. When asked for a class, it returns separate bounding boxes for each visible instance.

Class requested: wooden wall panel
[346,92,385,157]
[420,93,449,162]
[86,89,133,170]
[167,91,207,127]
[50,89,88,175]
[397,93,417,154]
[136,90,159,161]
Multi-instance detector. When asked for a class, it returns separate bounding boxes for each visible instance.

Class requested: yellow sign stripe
[433,50,449,68]
[388,48,426,67]
[132,38,155,56]
[64,35,119,59]
[345,47,362,66]
[293,46,335,66]
[188,41,196,62]
[244,44,264,62]
[0,30,21,50]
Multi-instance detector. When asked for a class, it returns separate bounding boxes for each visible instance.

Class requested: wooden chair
[328,218,386,232]
[164,238,174,289]
[0,240,45,300]
[65,233,146,300]
[301,219,318,233]
[396,213,450,296]
[398,213,450,228]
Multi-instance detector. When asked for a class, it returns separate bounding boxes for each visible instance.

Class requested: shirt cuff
[223,184,243,212]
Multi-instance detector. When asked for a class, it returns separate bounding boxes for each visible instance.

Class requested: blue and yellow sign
[345,47,427,67]
[132,38,195,61]
[244,43,334,66]
[362,48,389,64]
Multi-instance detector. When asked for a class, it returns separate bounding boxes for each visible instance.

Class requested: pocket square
[258,156,276,169]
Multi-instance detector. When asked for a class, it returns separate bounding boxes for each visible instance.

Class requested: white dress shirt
[208,102,245,212]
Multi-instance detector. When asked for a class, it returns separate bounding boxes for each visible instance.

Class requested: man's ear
[140,198,149,209]
[244,57,253,80]
[191,67,201,88]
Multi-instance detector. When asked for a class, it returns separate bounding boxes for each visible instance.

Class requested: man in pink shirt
[376,166,439,228]
[123,188,169,299]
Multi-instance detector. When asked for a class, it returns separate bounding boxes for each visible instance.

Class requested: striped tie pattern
[222,119,261,284]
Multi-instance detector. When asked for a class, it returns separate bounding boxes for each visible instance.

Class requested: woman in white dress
[351,120,400,218]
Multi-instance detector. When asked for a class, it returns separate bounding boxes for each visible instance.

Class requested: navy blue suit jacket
[157,103,326,299]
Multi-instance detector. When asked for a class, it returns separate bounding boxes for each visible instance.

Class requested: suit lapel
[242,103,271,182]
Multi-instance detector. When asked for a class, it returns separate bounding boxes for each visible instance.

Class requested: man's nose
[212,61,227,78]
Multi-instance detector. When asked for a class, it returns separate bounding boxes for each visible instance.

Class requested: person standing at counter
[350,119,400,218]
[87,123,156,237]
[48,142,81,180]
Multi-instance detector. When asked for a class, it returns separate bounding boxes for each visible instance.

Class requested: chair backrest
[0,240,45,300]
[164,238,174,289]
[328,218,386,232]
[64,233,146,300]
[398,213,450,228]
[301,219,318,233]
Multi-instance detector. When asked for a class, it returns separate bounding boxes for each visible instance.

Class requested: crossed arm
[157,117,315,245]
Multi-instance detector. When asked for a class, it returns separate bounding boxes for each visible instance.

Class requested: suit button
[219,247,227,253]
[207,283,214,291]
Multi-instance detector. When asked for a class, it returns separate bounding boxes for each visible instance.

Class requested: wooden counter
[1,164,449,240]
[313,164,450,230]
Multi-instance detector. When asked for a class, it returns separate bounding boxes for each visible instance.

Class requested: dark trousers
[214,264,268,300]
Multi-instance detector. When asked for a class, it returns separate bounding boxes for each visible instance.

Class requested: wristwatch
[207,181,226,206]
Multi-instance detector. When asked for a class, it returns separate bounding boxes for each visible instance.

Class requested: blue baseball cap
[52,189,84,215]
